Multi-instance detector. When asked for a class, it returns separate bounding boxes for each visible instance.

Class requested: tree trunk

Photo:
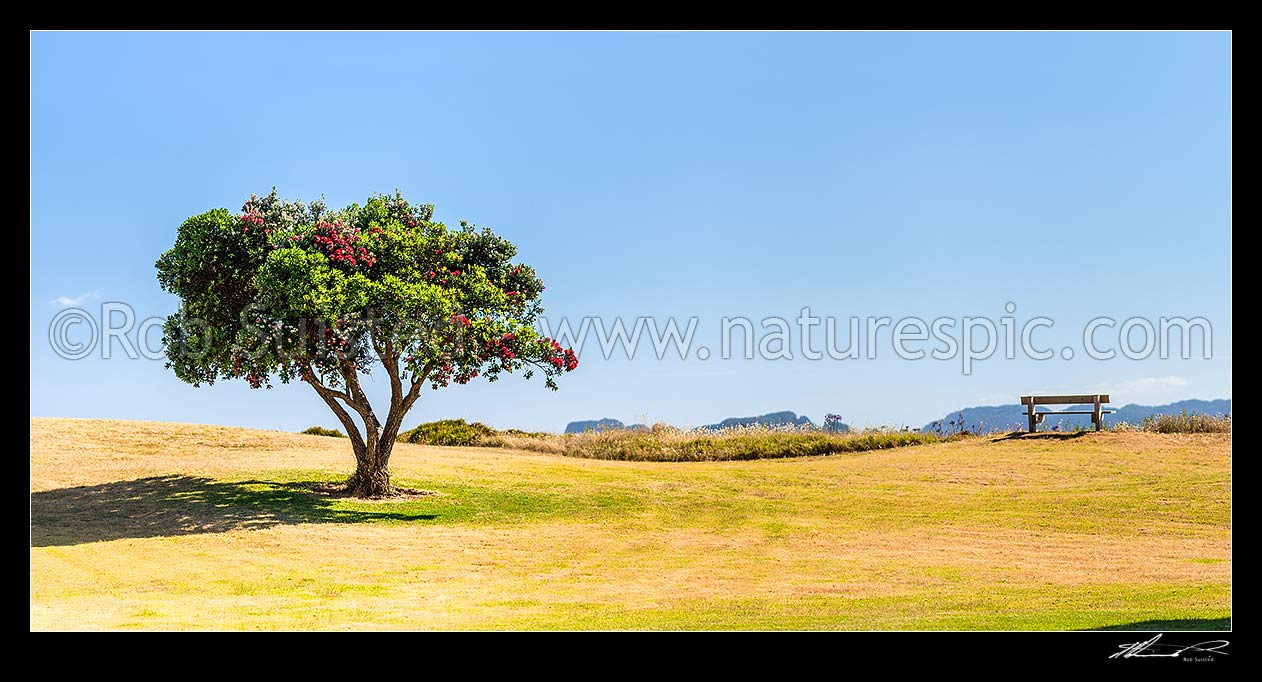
[347,439,396,498]
[301,359,421,499]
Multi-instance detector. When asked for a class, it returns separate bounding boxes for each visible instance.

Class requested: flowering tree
[156,190,578,497]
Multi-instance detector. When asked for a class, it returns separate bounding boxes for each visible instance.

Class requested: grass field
[29,418,1231,630]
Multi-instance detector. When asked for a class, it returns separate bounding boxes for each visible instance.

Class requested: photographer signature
[1110,634,1229,659]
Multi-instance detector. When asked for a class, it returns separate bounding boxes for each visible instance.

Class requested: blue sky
[30,31,1231,432]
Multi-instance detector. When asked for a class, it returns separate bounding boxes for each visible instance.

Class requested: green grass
[31,471,644,546]
[476,586,1232,631]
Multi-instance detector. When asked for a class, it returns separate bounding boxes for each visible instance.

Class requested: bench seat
[1020,394,1112,433]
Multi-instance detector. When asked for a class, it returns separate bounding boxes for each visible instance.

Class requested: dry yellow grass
[29,418,1230,630]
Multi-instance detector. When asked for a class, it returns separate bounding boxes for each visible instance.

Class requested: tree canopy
[156,189,577,496]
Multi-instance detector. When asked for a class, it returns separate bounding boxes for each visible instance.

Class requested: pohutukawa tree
[156,190,578,497]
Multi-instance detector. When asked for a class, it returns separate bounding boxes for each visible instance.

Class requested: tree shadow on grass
[1091,617,1231,631]
[30,475,436,547]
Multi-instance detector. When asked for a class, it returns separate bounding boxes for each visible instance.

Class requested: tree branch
[300,365,367,454]
[401,366,428,414]
[337,357,375,417]
[370,329,392,369]
[306,366,356,404]
[378,346,426,446]
[374,332,405,412]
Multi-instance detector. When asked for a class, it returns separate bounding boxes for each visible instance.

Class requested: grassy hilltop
[30,418,1230,630]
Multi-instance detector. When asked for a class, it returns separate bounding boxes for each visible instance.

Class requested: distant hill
[564,410,841,434]
[701,410,819,431]
[564,418,625,434]
[922,398,1232,434]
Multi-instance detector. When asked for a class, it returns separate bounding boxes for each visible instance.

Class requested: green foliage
[1140,410,1232,434]
[398,419,496,446]
[301,426,346,438]
[155,189,578,394]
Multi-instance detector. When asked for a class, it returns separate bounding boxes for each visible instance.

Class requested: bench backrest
[1020,394,1110,406]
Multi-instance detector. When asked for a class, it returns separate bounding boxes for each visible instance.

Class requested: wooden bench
[1020,394,1114,433]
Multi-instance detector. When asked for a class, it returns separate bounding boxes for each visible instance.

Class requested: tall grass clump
[490,423,950,462]
[1139,411,1231,434]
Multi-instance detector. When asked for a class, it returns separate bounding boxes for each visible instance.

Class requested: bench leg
[1027,405,1037,433]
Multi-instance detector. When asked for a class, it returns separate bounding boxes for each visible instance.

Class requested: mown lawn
[29,419,1230,630]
